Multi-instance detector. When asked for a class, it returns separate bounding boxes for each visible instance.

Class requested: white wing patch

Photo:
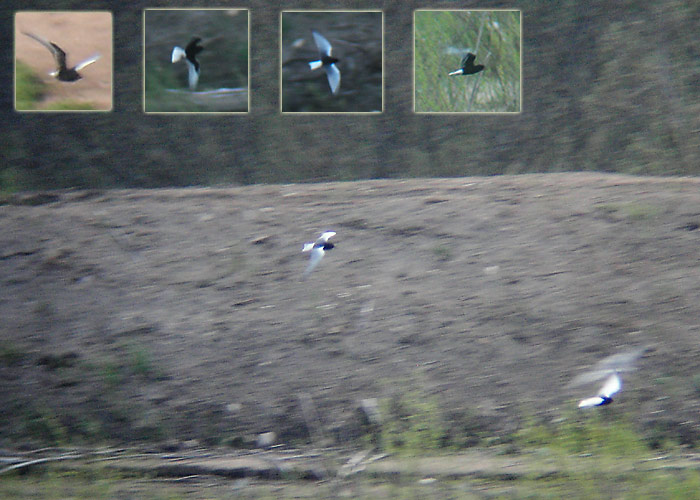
[599,373,621,398]
[171,46,186,63]
[303,247,325,278]
[312,30,332,56]
[74,54,101,71]
[187,62,199,90]
[325,64,341,95]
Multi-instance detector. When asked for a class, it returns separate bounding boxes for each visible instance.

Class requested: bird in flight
[308,30,340,95]
[302,231,336,279]
[172,37,204,91]
[578,373,622,408]
[449,52,484,76]
[22,31,100,82]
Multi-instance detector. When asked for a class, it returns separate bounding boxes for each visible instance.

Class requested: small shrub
[379,390,448,455]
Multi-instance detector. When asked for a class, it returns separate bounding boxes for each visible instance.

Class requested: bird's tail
[302,243,314,252]
[448,69,462,76]
[308,60,323,71]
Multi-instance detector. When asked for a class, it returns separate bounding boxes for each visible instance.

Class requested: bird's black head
[322,242,335,251]
[598,396,613,406]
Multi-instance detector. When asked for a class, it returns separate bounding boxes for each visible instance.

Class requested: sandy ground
[1,173,700,448]
[14,11,113,110]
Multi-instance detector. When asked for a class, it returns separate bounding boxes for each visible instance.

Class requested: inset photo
[144,8,249,113]
[14,11,113,112]
[281,11,383,113]
[414,9,521,113]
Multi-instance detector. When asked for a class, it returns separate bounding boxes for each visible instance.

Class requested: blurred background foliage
[2,0,699,192]
[144,9,248,112]
[415,10,520,113]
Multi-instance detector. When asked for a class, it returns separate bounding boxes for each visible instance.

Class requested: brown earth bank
[1,173,700,449]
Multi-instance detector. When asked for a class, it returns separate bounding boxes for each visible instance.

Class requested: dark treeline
[1,0,699,191]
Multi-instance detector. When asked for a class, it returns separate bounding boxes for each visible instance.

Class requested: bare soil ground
[14,11,113,110]
[1,173,700,450]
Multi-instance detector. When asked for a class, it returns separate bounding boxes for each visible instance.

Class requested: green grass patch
[21,407,69,445]
[101,362,124,388]
[378,390,448,455]
[15,61,45,110]
[43,100,98,111]
[515,411,654,458]
[595,202,661,221]
[623,202,661,221]
[432,245,453,262]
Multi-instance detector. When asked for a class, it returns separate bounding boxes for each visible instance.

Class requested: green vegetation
[43,100,99,111]
[14,61,45,110]
[2,452,700,499]
[415,10,520,112]
[14,62,98,111]
[378,390,448,455]
[21,407,69,445]
[2,387,700,498]
[595,202,662,221]
[431,245,453,262]
[515,412,649,458]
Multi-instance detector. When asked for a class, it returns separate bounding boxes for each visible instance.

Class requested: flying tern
[578,373,622,408]
[448,52,484,76]
[172,37,204,90]
[302,231,336,278]
[308,30,340,95]
[23,31,100,82]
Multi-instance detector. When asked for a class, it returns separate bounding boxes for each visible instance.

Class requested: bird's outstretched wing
[186,37,204,56]
[567,346,648,388]
[599,373,621,398]
[74,54,100,71]
[312,30,332,57]
[187,62,199,90]
[324,64,341,94]
[317,231,336,244]
[172,46,186,63]
[303,247,325,278]
[461,52,476,68]
[23,31,65,67]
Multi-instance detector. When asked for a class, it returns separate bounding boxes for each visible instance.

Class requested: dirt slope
[1,173,700,447]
